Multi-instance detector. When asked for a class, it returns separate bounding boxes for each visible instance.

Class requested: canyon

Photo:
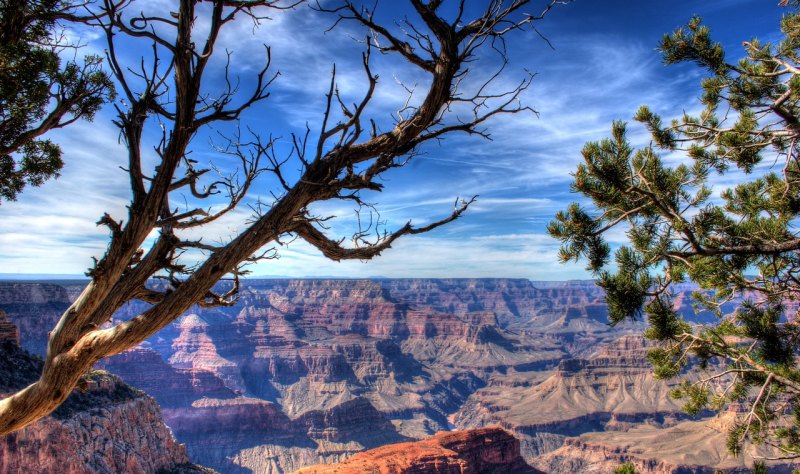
[0,279,795,473]
[0,310,208,473]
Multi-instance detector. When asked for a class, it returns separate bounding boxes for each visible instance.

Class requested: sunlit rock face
[0,312,205,474]
[4,278,764,474]
[295,427,542,474]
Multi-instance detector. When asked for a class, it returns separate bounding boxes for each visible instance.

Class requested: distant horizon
[0,273,597,282]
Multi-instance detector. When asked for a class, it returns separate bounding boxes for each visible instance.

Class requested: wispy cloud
[248,232,584,280]
[0,0,782,280]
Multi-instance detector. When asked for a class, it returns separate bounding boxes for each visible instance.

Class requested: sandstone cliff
[294,427,541,474]
[0,311,208,474]
[453,335,695,459]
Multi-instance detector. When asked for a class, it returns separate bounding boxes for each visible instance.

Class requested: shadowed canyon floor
[0,279,796,473]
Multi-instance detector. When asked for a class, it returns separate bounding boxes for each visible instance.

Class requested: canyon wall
[0,310,208,474]
[537,414,796,474]
[0,282,74,354]
[452,335,693,457]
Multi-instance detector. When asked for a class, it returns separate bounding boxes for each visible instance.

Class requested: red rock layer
[295,427,541,474]
[0,317,201,474]
[0,310,18,344]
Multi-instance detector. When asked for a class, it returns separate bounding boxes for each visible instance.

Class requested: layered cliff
[98,346,237,408]
[160,395,410,474]
[0,282,74,354]
[295,427,541,474]
[118,279,580,472]
[0,311,205,474]
[453,335,693,459]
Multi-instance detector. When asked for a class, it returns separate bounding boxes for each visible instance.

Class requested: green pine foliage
[0,0,115,202]
[613,463,639,474]
[550,4,800,457]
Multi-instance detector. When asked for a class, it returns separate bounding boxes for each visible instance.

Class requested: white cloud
[247,232,587,280]
[0,119,133,273]
[0,0,779,280]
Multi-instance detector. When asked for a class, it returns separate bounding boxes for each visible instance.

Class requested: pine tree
[550,4,800,456]
[0,0,115,202]
[613,463,639,474]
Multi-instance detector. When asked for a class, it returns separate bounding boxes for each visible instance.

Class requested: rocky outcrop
[0,384,190,474]
[453,335,693,460]
[0,317,205,474]
[295,427,541,474]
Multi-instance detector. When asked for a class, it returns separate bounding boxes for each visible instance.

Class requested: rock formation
[97,346,237,408]
[0,310,18,344]
[0,282,75,354]
[295,427,541,474]
[0,311,208,473]
[87,280,564,471]
[452,334,694,458]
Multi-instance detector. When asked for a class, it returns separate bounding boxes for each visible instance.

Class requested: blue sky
[0,0,787,280]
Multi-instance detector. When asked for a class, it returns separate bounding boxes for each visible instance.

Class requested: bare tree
[0,0,565,435]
